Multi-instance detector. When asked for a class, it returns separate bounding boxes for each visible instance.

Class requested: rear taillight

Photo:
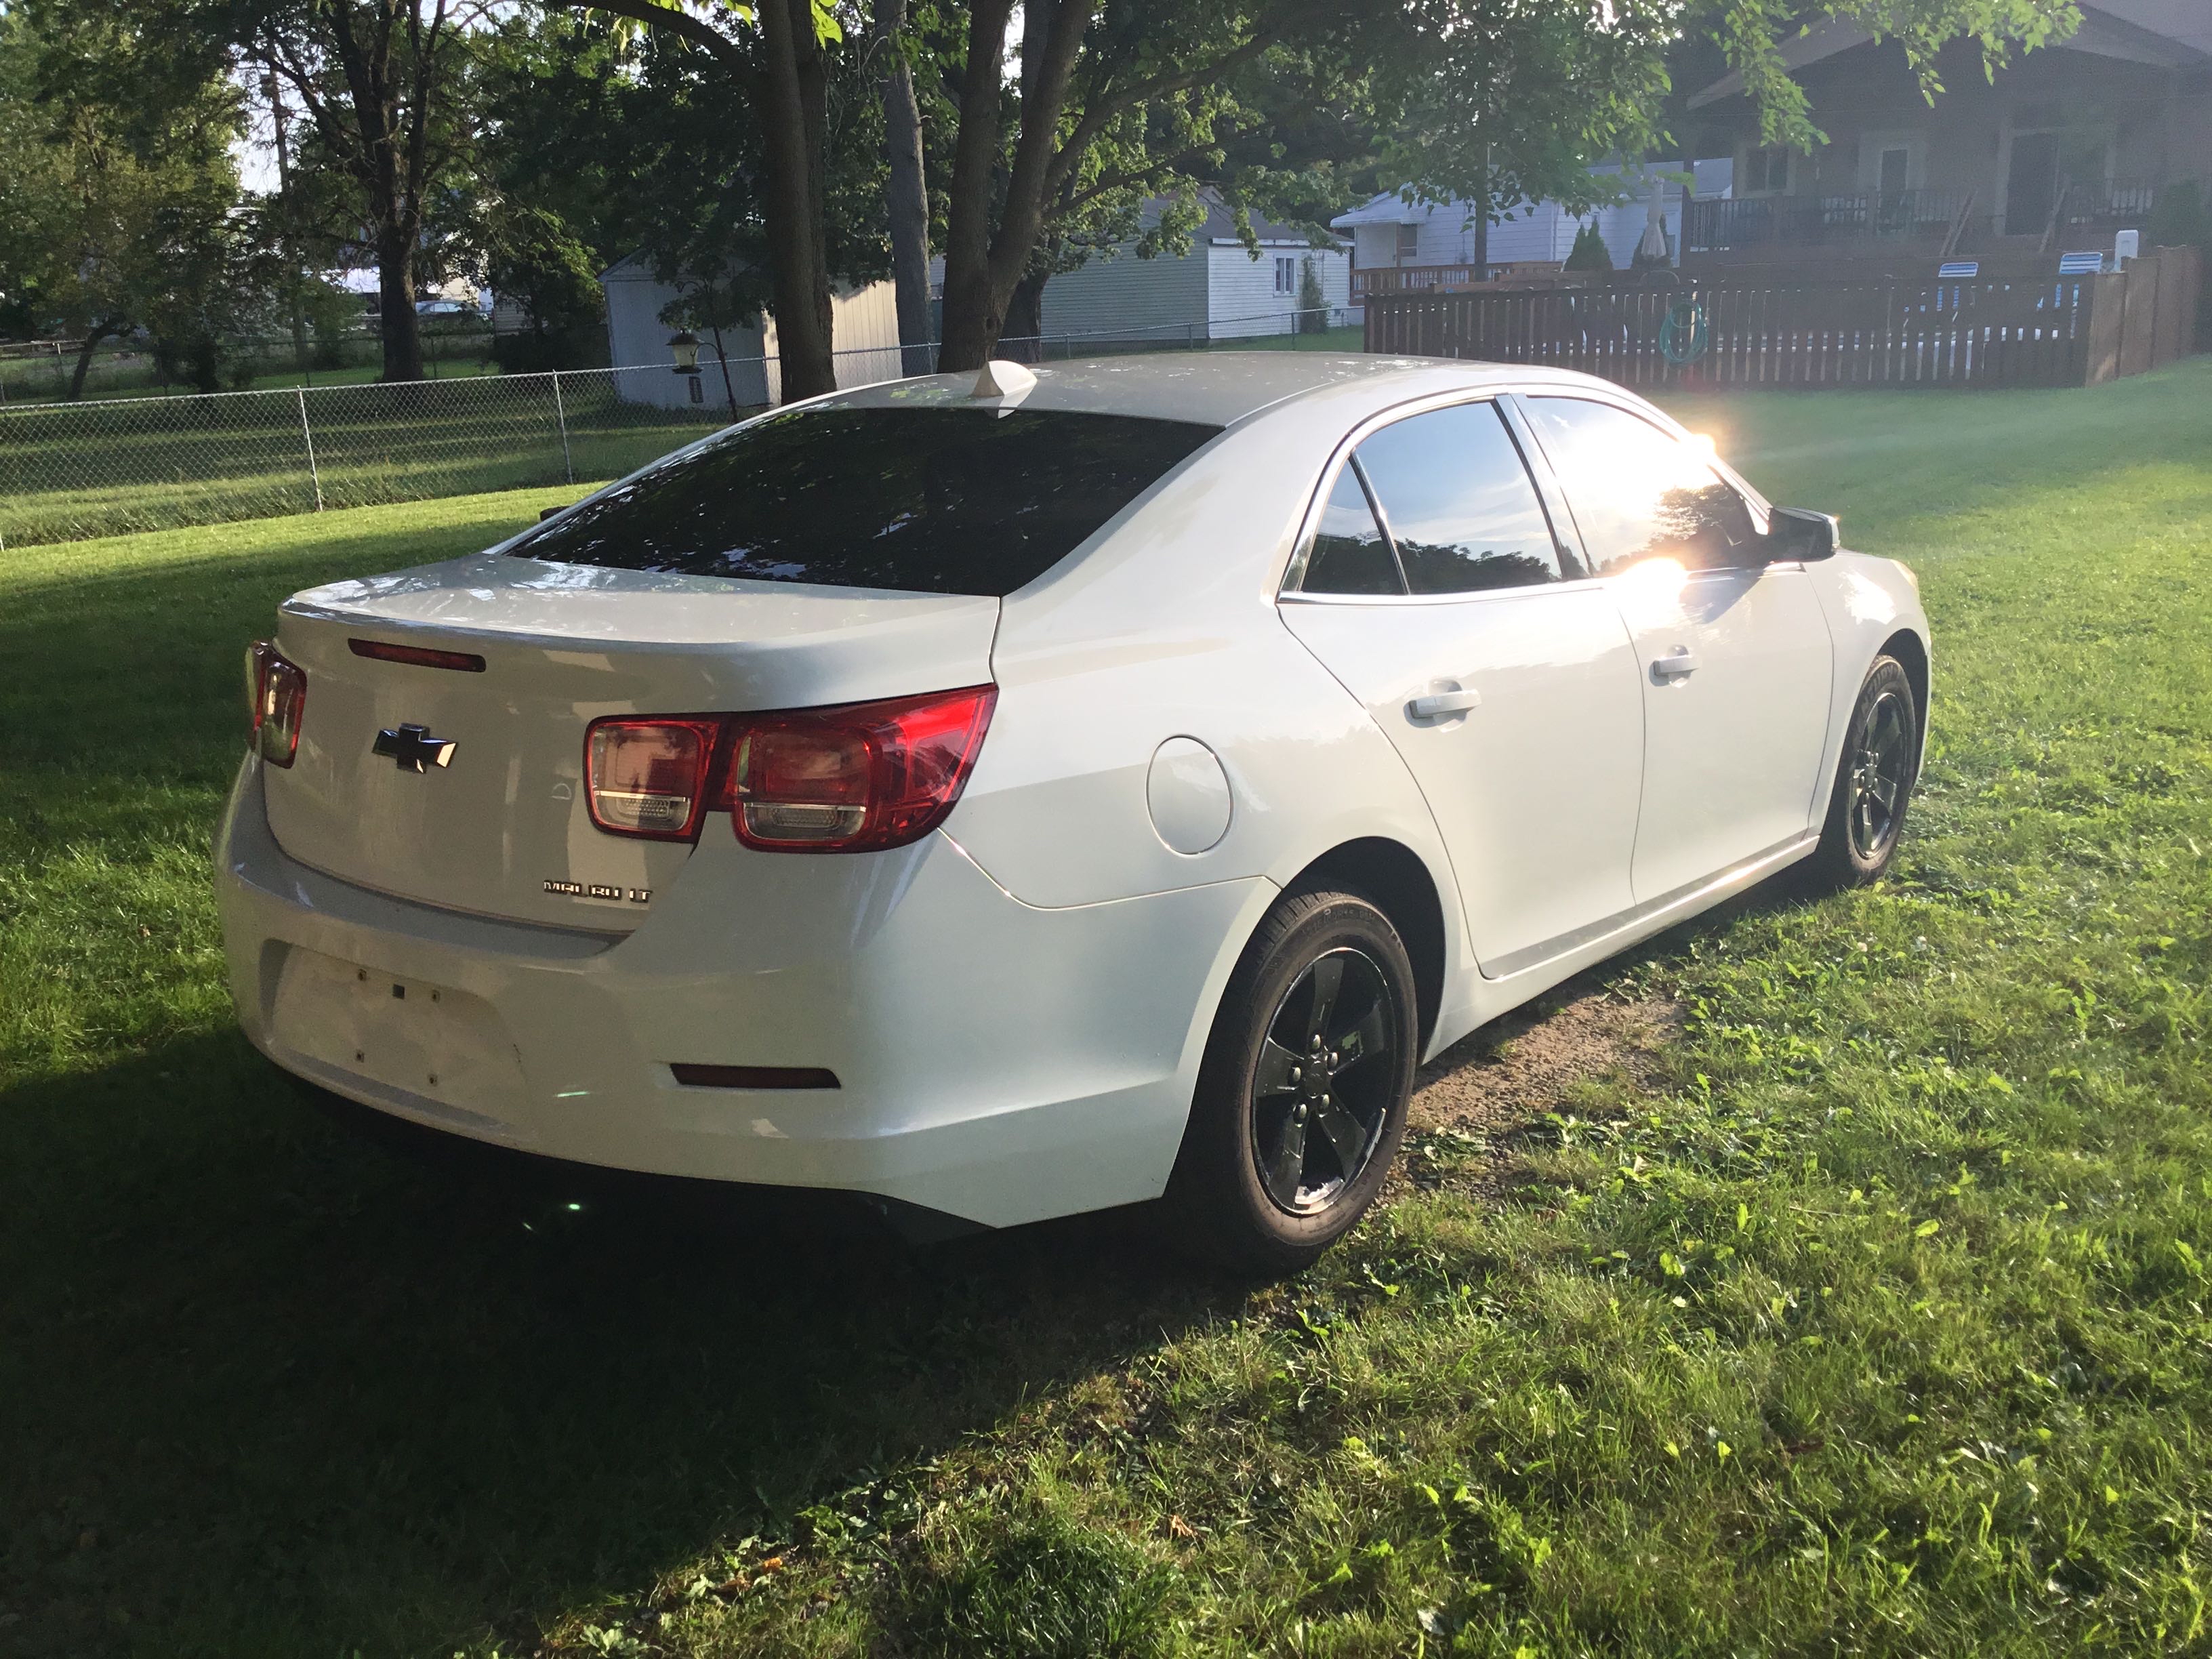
[245,641,307,767]
[579,687,996,853]
[584,718,722,840]
[726,686,996,853]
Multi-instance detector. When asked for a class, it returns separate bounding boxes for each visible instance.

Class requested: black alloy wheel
[1803,653,1921,890]
[1847,687,1912,864]
[1249,948,1398,1214]
[1163,887,1420,1274]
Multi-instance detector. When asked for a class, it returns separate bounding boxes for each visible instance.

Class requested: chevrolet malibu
[216,353,1928,1270]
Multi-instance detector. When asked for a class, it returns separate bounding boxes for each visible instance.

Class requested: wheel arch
[1282,837,1448,1050]
[1879,627,1930,733]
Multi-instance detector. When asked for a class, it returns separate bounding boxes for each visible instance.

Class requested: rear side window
[515,406,1221,596]
[1303,465,1402,596]
[1351,403,1567,594]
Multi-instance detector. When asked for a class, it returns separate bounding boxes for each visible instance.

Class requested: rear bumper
[213,756,1273,1227]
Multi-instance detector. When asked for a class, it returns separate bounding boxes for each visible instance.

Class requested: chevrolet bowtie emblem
[373,723,457,773]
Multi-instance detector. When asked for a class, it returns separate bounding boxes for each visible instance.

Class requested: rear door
[1516,394,1833,903]
[1278,398,1646,977]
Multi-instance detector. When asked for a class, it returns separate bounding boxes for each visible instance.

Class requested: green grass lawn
[0,342,500,405]
[0,375,732,547]
[3,361,2211,1656]
[1215,324,1368,352]
[1,337,1364,548]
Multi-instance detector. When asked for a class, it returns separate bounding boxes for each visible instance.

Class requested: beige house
[1680,1,2210,272]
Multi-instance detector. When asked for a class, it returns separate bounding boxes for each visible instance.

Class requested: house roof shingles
[1687,2,2207,108]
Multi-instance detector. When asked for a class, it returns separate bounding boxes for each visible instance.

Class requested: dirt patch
[1387,978,1683,1200]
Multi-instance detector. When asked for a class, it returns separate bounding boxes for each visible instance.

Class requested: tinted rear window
[513,405,1221,596]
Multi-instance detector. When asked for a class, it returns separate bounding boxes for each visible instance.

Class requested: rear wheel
[1162,888,1418,1274]
[1802,655,1919,891]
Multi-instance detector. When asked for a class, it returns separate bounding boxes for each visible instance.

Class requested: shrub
[1298,254,1327,331]
[1564,221,1615,272]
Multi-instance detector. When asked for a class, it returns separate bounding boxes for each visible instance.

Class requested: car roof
[814,352,1612,429]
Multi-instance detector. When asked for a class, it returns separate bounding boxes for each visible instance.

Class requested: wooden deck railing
[1352,266,1481,299]
[1361,249,2200,390]
[1352,262,1574,299]
[1683,191,1975,255]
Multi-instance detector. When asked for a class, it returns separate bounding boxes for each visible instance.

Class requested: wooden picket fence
[1361,247,2201,390]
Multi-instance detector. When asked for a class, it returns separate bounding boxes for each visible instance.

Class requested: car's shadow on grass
[0,867,1822,1657]
[0,1033,1248,1656]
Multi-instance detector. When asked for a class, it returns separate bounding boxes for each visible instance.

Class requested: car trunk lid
[262,553,999,928]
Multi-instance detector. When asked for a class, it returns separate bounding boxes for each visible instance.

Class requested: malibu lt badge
[545,879,652,904]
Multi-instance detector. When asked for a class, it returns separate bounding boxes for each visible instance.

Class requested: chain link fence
[0,319,510,405]
[0,308,1361,549]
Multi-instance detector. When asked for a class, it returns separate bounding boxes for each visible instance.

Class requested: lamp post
[668,329,703,405]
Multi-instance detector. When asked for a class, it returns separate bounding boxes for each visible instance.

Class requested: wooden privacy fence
[1361,246,2201,390]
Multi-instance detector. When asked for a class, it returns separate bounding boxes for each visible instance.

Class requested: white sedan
[216,353,1928,1270]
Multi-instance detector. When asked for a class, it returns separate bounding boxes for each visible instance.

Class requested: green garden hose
[1659,298,1709,365]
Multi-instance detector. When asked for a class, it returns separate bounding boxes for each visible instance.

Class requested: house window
[1275,255,1298,294]
[1743,146,1790,195]
[1395,223,1420,263]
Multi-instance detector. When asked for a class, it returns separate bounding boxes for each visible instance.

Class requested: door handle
[1651,647,1700,680]
[1407,687,1481,720]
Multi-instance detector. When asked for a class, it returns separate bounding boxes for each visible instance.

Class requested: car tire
[1161,886,1420,1275]
[1801,654,1920,892]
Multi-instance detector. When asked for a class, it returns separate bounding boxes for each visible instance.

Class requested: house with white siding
[599,251,904,409]
[1332,161,1735,294]
[1039,190,1353,344]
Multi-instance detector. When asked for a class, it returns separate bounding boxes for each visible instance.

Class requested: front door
[1877,146,1911,230]
[2006,131,2059,236]
[1278,398,1646,975]
[1517,394,1834,903]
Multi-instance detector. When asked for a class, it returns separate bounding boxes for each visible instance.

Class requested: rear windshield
[513,405,1221,596]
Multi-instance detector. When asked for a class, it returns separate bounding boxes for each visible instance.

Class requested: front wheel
[1801,654,1920,891]
[1161,888,1418,1274]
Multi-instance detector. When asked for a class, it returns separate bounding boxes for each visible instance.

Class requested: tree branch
[1044,19,1292,201]
[262,28,356,171]
[561,0,753,74]
[1054,111,1277,218]
[398,0,449,234]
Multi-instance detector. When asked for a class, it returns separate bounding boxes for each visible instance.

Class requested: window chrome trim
[1278,573,1615,608]
[1278,554,1803,609]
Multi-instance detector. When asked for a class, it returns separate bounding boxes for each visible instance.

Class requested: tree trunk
[1002,268,1046,357]
[968,0,1090,365]
[67,323,119,401]
[377,231,426,382]
[936,0,1019,372]
[759,0,837,400]
[874,0,934,375]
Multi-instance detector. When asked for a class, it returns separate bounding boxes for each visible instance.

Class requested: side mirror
[1766,506,1838,562]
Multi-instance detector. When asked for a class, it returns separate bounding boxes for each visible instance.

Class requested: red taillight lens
[726,685,997,853]
[584,718,722,840]
[578,688,996,852]
[245,640,307,768]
